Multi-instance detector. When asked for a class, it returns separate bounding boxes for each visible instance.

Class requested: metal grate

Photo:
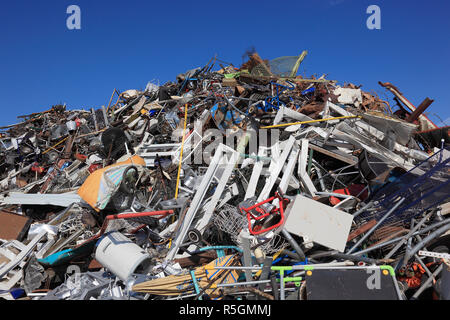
[357,147,450,227]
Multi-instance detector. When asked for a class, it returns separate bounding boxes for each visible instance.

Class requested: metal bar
[405,98,434,123]
[352,219,450,256]
[418,250,450,260]
[257,136,295,201]
[281,229,306,261]
[101,105,110,127]
[403,222,450,265]
[383,210,434,260]
[261,115,361,129]
[0,230,48,279]
[239,231,254,283]
[164,144,226,262]
[298,139,317,196]
[347,198,405,254]
[244,147,266,200]
[217,280,271,287]
[257,257,273,298]
[174,104,188,199]
[279,269,285,300]
[411,264,443,299]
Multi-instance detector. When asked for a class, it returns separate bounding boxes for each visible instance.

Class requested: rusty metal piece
[347,219,377,242]
[405,97,434,123]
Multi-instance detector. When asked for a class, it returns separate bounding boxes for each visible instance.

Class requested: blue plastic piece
[301,87,315,95]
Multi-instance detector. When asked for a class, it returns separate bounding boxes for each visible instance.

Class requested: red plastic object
[98,210,174,236]
[329,184,368,205]
[31,164,45,174]
[240,192,290,235]
[75,153,87,162]
[88,163,102,173]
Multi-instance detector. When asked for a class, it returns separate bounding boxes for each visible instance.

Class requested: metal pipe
[217,280,271,287]
[270,274,279,300]
[281,229,306,261]
[406,98,434,123]
[313,164,326,191]
[403,222,450,265]
[414,254,435,280]
[352,218,450,256]
[384,210,434,260]
[352,201,375,218]
[347,198,405,254]
[411,264,443,300]
[330,252,378,264]
[213,261,354,271]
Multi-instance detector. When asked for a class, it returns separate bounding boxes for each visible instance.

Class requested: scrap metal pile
[0,52,449,300]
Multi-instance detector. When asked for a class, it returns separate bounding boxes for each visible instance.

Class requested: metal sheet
[3,192,81,207]
[284,195,353,252]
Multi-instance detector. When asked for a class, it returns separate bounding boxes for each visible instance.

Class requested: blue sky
[0,0,449,127]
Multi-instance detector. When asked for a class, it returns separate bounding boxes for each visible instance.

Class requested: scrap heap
[0,52,449,300]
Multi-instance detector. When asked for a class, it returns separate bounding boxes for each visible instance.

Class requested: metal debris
[0,51,449,300]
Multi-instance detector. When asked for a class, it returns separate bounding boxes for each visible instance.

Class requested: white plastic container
[95,231,152,281]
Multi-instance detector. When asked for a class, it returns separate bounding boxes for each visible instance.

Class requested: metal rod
[352,201,374,219]
[347,198,405,254]
[281,229,306,261]
[261,115,361,129]
[352,219,450,256]
[217,280,270,287]
[383,210,434,260]
[403,222,450,266]
[411,264,443,300]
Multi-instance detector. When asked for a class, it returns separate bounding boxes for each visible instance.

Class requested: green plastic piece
[224,72,241,79]
[271,266,293,272]
[380,265,395,276]
[284,277,303,283]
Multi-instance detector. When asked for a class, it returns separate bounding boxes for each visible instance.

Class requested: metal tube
[403,223,450,265]
[384,210,434,260]
[352,201,375,218]
[282,229,306,261]
[347,198,405,254]
[352,219,450,256]
[213,261,354,271]
[330,252,378,264]
[411,264,443,299]
[217,280,271,287]
[313,164,326,191]
[270,274,279,300]
[414,254,435,280]
[311,159,347,189]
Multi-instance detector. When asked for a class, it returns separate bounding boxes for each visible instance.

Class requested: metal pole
[383,210,434,260]
[347,198,405,254]
[403,222,450,266]
[217,280,270,287]
[352,219,450,256]
[410,264,443,299]
[281,229,306,261]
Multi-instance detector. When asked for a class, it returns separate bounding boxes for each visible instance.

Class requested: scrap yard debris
[0,52,449,300]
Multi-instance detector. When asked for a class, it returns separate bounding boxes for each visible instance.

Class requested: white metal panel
[284,195,353,252]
